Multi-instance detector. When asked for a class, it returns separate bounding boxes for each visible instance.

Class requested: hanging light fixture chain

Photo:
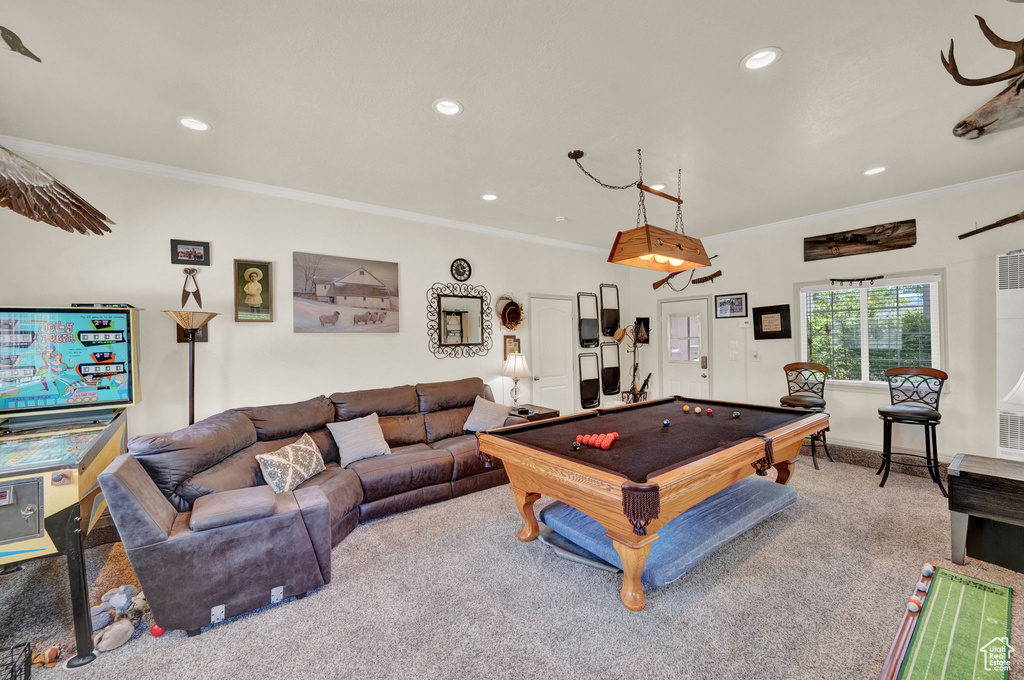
[674,169,686,235]
[636,149,647,228]
[569,151,640,191]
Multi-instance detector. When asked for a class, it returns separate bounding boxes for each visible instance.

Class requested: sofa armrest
[99,454,177,550]
[293,486,332,584]
[190,486,276,532]
[503,414,528,427]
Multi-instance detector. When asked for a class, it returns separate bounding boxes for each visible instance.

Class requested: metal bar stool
[779,362,832,470]
[877,367,947,497]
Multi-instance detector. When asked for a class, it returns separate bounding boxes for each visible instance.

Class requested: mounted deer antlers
[941,15,1024,139]
[942,15,1024,86]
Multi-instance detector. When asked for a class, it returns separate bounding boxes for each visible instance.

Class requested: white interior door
[529,296,574,415]
[660,298,711,398]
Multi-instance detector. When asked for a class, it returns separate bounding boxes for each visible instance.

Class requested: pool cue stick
[878,564,935,680]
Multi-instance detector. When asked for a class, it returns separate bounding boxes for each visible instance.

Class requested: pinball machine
[0,306,140,668]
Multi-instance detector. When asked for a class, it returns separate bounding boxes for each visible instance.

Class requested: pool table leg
[610,535,656,611]
[773,458,797,486]
[511,486,542,542]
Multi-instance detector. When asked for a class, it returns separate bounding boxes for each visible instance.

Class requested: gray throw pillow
[255,433,326,493]
[463,396,510,432]
[328,412,392,467]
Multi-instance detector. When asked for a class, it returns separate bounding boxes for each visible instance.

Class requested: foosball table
[0,410,128,668]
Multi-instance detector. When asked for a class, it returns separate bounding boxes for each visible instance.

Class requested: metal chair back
[884,367,947,411]
[783,362,829,398]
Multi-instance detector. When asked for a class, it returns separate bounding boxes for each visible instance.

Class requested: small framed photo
[715,293,748,319]
[753,304,792,340]
[234,259,274,322]
[171,239,210,266]
[176,324,209,343]
[503,334,521,360]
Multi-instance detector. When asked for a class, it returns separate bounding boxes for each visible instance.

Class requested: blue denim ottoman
[538,476,797,587]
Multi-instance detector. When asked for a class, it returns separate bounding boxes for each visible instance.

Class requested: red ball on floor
[150,624,166,637]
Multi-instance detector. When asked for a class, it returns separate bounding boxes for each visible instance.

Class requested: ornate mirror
[427,282,492,358]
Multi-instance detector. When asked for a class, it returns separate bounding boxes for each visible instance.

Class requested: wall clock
[450,258,472,282]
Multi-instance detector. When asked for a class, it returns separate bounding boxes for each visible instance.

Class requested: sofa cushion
[296,463,364,546]
[234,396,335,441]
[424,406,473,444]
[128,411,257,508]
[379,413,427,447]
[463,396,511,432]
[346,448,455,503]
[430,434,501,480]
[331,385,419,421]
[256,434,327,493]
[328,413,391,467]
[190,486,276,532]
[416,377,489,413]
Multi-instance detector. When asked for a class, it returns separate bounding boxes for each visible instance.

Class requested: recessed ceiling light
[555,216,569,223]
[177,116,211,131]
[433,99,464,116]
[741,47,783,70]
[649,184,666,191]
[481,194,498,201]
[863,166,887,176]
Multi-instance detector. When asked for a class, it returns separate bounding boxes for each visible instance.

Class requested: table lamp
[501,352,532,408]
[164,310,219,425]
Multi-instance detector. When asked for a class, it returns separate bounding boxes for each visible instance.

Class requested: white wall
[631,173,1024,460]
[0,153,630,436]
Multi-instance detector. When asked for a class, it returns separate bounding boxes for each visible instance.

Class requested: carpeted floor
[3,457,1022,679]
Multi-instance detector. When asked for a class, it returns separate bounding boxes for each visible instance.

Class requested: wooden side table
[509,404,559,422]
[948,453,1024,571]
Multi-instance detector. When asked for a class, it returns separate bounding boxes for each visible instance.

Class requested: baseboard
[827,436,955,464]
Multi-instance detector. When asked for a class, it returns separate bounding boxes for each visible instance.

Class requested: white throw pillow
[462,396,510,432]
[328,412,392,467]
[255,433,326,493]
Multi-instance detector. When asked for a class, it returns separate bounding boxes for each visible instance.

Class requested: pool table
[477,397,829,611]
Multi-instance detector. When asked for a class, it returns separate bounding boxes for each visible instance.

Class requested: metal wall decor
[577,292,599,347]
[803,220,916,262]
[600,342,621,395]
[426,282,492,358]
[599,284,620,337]
[578,352,601,409]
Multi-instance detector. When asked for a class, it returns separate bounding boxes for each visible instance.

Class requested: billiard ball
[706,408,713,415]
[683,405,690,412]
[576,435,584,443]
[611,432,620,440]
[662,419,670,427]
[601,439,611,450]
[571,442,582,451]
[694,407,702,415]
[732,411,740,418]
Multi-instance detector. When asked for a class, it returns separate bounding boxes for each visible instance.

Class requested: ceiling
[2,1,1023,247]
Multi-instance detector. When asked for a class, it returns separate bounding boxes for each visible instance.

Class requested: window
[668,314,701,363]
[799,274,941,383]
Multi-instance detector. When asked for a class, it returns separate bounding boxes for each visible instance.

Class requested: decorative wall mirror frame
[599,284,620,337]
[426,282,492,358]
[579,352,601,409]
[577,292,599,348]
[600,342,620,395]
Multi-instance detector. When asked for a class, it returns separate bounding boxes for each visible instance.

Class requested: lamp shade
[501,352,532,379]
[164,310,219,331]
[607,223,711,273]
[1004,369,1024,406]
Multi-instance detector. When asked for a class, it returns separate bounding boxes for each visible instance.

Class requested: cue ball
[694,407,702,415]
[662,419,670,427]
[732,411,740,418]
[571,442,582,451]
[683,405,690,412]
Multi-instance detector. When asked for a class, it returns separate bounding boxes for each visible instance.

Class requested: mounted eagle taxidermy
[0,145,114,235]
[942,15,1024,139]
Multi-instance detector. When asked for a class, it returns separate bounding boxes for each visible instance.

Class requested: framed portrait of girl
[234,259,273,322]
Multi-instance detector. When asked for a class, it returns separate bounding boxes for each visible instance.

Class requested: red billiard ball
[601,441,611,450]
[611,432,620,440]
[576,435,584,443]
[706,408,713,415]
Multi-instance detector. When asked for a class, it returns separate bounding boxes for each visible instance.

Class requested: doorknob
[533,376,540,381]
[701,373,707,378]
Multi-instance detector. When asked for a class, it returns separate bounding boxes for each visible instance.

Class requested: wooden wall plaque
[803,220,916,262]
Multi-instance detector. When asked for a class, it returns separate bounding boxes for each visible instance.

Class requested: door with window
[660,298,710,398]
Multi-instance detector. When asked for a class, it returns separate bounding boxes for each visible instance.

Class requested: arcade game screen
[0,307,136,415]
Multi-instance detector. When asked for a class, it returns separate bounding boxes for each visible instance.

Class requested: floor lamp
[501,352,532,409]
[164,310,218,425]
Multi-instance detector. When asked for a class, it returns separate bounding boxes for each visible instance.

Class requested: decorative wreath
[495,294,525,330]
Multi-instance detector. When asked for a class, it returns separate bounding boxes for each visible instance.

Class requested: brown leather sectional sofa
[98,377,517,634]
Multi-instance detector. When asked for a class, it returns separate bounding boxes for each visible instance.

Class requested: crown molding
[702,166,1024,244]
[0,135,607,255]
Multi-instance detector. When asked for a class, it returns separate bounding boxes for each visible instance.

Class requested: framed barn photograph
[292,252,399,333]
[714,293,748,319]
[234,259,273,322]
[171,239,210,265]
